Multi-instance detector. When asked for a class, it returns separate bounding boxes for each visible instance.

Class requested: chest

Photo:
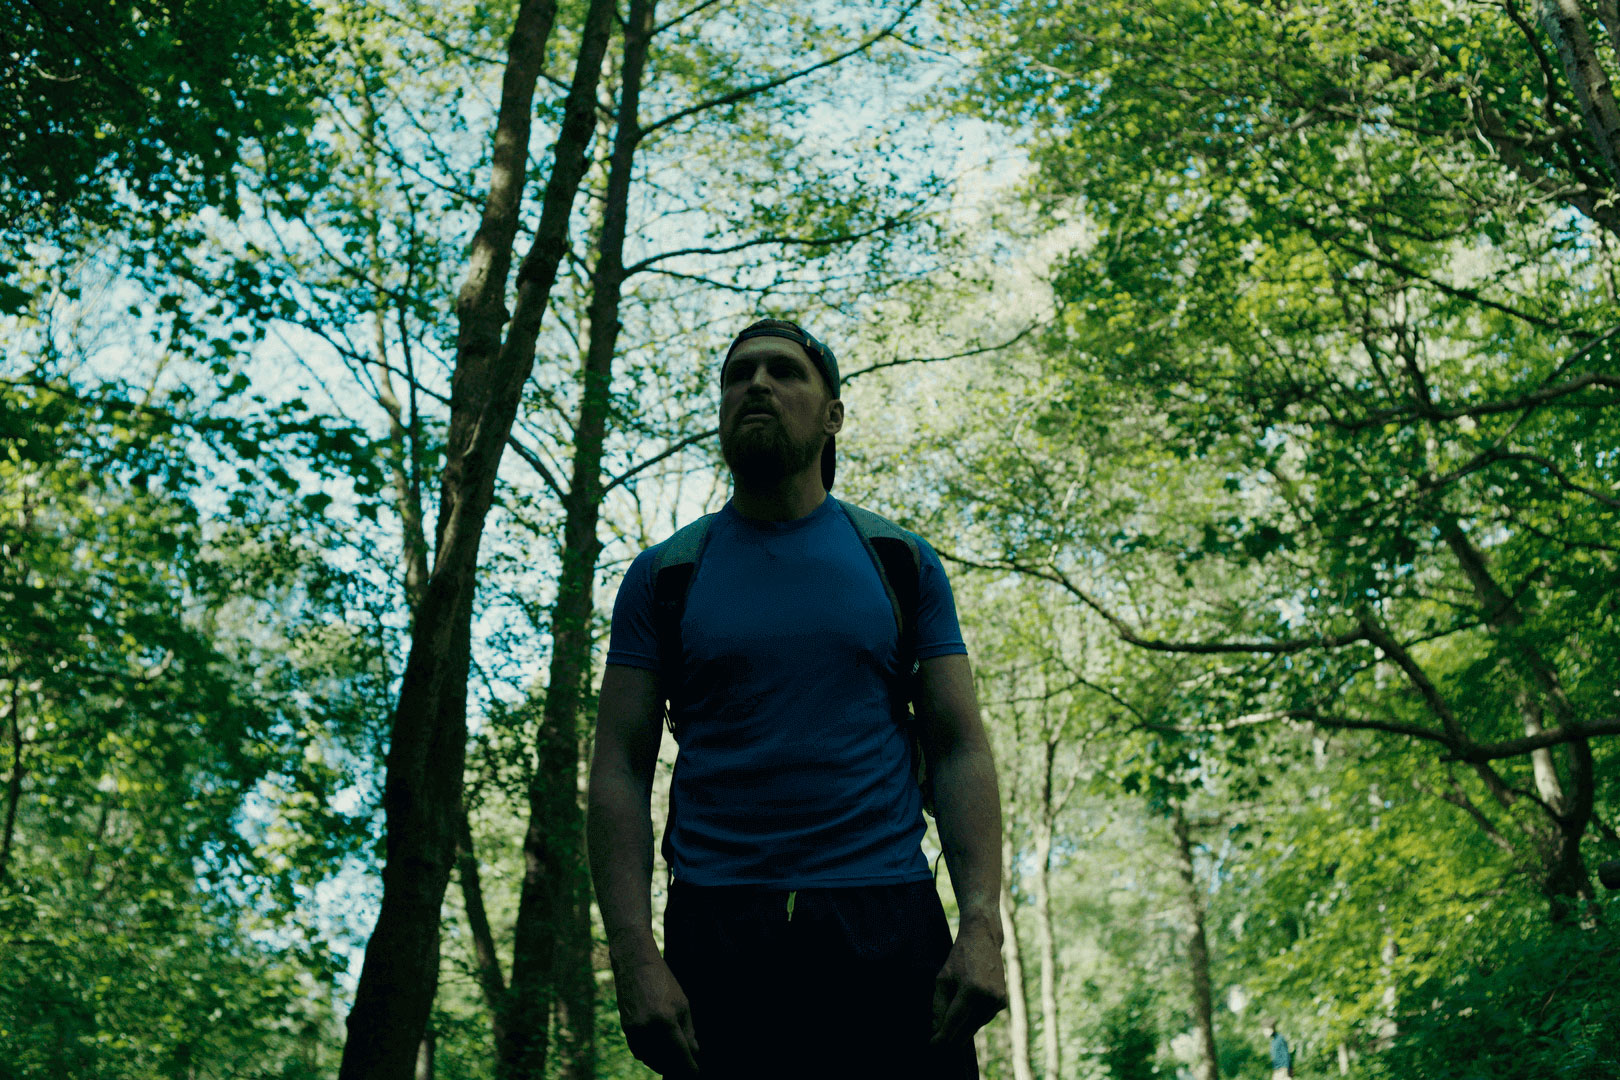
[679,527,899,673]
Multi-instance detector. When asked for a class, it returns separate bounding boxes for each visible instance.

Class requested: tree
[336,1,618,1076]
[0,336,388,1077]
[949,0,1620,914]
[0,0,325,311]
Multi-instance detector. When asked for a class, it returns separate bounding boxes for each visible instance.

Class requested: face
[718,337,843,489]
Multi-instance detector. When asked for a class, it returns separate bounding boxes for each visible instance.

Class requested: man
[1262,1020,1293,1080]
[587,319,1007,1078]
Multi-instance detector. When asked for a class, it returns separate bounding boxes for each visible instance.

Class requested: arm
[586,664,699,1076]
[915,652,1009,1046]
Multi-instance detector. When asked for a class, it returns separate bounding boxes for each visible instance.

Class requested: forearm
[929,734,1004,941]
[586,763,660,966]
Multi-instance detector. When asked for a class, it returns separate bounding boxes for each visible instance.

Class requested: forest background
[4,0,1619,1078]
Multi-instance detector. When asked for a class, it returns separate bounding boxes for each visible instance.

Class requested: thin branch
[506,433,567,499]
[841,319,1047,383]
[454,806,510,1025]
[1358,615,1467,744]
[1420,775,1518,853]
[602,426,717,493]
[937,548,1370,655]
[625,220,904,275]
[640,0,921,136]
[1454,449,1620,508]
[651,0,728,35]
[1297,709,1456,747]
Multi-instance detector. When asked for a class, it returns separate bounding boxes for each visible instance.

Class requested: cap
[724,322,841,490]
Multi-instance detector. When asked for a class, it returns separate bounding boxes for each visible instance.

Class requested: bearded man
[587,319,1007,1079]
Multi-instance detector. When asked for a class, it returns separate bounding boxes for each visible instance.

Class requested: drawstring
[786,890,797,922]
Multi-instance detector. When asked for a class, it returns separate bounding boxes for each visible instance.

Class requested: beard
[720,416,822,489]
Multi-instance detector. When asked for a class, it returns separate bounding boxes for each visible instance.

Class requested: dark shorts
[663,879,979,1080]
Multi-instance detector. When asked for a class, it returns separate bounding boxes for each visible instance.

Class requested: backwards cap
[724,320,841,490]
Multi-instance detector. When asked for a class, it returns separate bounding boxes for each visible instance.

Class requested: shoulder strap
[834,500,935,814]
[834,499,922,658]
[652,513,717,733]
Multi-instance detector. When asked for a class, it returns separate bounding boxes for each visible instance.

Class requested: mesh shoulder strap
[652,513,716,732]
[650,514,716,882]
[833,500,934,813]
[834,500,921,654]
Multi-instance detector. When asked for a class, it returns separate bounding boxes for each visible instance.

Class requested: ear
[824,397,844,435]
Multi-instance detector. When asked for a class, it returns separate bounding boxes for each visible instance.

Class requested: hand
[930,921,1008,1047]
[613,955,700,1077]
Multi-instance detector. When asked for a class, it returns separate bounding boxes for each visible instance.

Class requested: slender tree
[337,1,617,1076]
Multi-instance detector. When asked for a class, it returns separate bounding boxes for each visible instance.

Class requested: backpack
[650,498,935,816]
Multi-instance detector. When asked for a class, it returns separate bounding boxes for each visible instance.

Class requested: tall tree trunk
[456,807,512,1060]
[1538,0,1620,180]
[1170,807,1219,1080]
[1032,742,1061,1080]
[1,679,21,882]
[504,4,656,1079]
[1440,522,1595,912]
[336,0,615,1075]
[1000,838,1035,1080]
[414,1026,435,1080]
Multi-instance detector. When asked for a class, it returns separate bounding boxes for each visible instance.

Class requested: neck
[729,465,828,522]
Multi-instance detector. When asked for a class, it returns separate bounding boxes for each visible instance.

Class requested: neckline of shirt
[721,495,837,535]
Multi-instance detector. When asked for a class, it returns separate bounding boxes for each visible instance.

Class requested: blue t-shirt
[1270,1034,1292,1069]
[605,496,967,887]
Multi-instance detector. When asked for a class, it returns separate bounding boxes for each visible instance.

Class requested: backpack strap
[833,499,934,814]
[650,513,717,883]
[652,513,717,735]
[833,500,921,662]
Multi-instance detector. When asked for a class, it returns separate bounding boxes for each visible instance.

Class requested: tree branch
[1419,775,1519,853]
[936,549,1370,655]
[1454,717,1620,761]
[841,319,1047,383]
[624,220,904,276]
[640,0,921,137]
[602,426,717,494]
[455,806,511,1046]
[506,433,568,500]
[651,0,727,36]
[1358,614,1468,744]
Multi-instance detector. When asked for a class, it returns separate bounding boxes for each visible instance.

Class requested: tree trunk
[1170,807,1219,1080]
[336,0,615,1075]
[1032,742,1061,1080]
[1000,838,1035,1080]
[1440,522,1595,912]
[455,806,512,1060]
[503,4,656,1079]
[415,1027,436,1080]
[1538,0,1620,181]
[1,679,21,882]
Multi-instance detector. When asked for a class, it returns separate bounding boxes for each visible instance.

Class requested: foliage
[1,0,327,312]
[941,0,1620,911]
[7,0,1620,1076]
[1371,898,1620,1080]
[1097,988,1158,1080]
[0,351,389,1075]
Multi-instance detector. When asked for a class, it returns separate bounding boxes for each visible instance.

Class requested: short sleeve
[604,546,661,671]
[913,536,968,660]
